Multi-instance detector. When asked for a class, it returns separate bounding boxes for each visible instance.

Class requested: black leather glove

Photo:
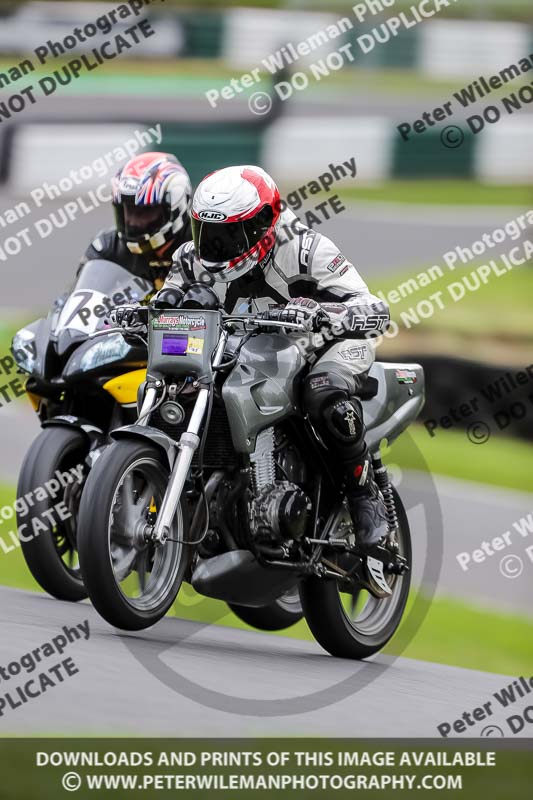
[261,298,330,331]
[109,305,148,329]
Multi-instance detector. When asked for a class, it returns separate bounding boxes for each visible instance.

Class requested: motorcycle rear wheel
[17,427,88,602]
[300,486,411,660]
[78,439,190,631]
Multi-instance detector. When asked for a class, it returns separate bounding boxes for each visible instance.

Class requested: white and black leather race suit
[163,209,391,548]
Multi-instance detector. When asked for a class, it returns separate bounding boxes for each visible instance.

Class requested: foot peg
[356,547,409,599]
[362,555,392,598]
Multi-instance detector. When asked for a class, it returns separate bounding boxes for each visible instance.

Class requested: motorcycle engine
[251,481,311,544]
[249,427,311,544]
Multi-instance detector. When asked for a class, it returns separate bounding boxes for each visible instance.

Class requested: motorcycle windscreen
[53,260,153,357]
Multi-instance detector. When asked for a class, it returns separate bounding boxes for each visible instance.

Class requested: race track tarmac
[0,587,525,738]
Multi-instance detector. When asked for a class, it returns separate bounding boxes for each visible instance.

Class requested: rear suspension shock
[372,453,399,536]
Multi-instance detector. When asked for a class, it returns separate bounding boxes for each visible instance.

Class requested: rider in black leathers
[78,151,193,290]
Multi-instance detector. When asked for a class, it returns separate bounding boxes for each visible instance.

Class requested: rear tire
[229,585,303,631]
[17,427,88,602]
[300,487,411,659]
[78,439,189,631]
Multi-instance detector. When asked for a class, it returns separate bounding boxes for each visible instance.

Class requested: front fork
[148,331,228,545]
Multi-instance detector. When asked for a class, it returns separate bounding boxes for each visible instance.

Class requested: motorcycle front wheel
[228,584,303,631]
[78,439,190,631]
[17,426,88,602]
[300,486,411,660]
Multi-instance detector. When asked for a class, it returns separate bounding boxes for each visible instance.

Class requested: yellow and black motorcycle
[12,259,305,633]
[12,259,151,601]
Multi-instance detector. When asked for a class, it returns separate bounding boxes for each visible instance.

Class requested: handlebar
[109,305,308,335]
[223,315,306,332]
[87,326,125,340]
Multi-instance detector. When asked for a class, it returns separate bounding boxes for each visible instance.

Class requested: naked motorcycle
[77,291,424,658]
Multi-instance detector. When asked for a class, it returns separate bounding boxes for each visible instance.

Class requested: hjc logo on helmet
[198,210,228,222]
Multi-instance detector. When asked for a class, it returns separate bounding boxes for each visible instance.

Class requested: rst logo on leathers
[340,345,368,361]
[299,231,316,269]
[349,314,389,333]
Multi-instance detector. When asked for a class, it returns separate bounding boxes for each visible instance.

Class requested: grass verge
[0,59,461,95]
[0,320,18,356]
[338,181,533,207]
[375,258,533,367]
[389,424,533,495]
[376,261,533,339]
[2,56,521,102]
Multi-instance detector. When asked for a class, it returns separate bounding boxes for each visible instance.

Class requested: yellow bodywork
[26,390,41,411]
[103,369,147,405]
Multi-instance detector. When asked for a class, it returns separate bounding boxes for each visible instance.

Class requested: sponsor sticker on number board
[153,314,207,331]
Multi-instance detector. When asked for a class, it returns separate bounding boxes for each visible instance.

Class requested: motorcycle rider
[157,165,392,594]
[78,151,193,290]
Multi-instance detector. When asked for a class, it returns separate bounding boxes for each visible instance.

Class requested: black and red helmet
[112,152,192,256]
[191,165,281,282]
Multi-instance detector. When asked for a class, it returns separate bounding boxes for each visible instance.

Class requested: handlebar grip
[110,305,149,327]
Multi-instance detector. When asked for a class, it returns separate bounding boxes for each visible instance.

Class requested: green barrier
[345,24,419,70]
[159,125,262,186]
[378,27,419,69]
[180,11,225,59]
[392,128,477,179]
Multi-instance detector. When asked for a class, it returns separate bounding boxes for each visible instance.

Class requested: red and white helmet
[191,165,281,282]
[112,152,192,256]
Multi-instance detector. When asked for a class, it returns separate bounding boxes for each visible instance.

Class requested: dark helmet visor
[192,205,274,264]
[114,201,170,241]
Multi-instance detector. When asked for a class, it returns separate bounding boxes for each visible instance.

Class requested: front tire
[228,585,303,631]
[78,439,189,631]
[17,427,88,602]
[300,487,411,659]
